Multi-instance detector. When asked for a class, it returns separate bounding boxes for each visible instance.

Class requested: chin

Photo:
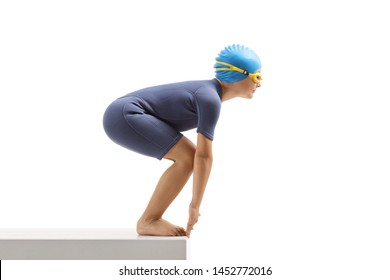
[239,91,255,99]
[241,95,253,100]
[247,92,255,99]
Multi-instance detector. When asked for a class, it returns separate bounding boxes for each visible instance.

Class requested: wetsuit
[103,79,222,159]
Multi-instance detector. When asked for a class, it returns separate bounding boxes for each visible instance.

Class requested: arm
[186,133,213,237]
[191,133,213,208]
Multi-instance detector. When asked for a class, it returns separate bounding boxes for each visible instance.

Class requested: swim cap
[214,44,261,82]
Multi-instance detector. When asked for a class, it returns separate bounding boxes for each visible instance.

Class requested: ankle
[138,216,160,225]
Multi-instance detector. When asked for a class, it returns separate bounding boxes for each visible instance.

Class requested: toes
[171,227,180,236]
[174,227,186,236]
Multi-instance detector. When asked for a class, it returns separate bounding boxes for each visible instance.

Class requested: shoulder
[193,79,222,104]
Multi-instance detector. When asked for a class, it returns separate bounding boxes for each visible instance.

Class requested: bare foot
[137,218,186,236]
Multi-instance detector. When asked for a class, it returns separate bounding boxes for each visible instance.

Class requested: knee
[165,137,195,172]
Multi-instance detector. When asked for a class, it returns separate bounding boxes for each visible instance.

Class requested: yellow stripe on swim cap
[215,61,250,75]
[215,61,262,84]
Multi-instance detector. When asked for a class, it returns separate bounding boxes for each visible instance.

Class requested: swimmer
[103,44,262,237]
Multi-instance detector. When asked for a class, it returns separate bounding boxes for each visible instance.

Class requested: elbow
[195,150,213,161]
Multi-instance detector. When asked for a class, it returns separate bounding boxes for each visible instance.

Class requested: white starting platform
[0,228,189,260]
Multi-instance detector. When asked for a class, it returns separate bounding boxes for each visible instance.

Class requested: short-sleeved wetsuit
[103,79,222,159]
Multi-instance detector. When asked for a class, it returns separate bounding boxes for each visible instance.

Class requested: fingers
[187,206,201,238]
[186,224,193,238]
[186,219,197,238]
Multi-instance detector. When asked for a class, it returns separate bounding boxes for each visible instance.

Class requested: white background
[1,0,389,279]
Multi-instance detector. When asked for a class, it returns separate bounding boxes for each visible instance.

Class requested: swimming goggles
[215,61,262,84]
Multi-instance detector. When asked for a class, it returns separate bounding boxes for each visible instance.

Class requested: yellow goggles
[215,61,262,84]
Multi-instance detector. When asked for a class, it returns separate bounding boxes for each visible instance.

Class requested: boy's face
[238,69,262,99]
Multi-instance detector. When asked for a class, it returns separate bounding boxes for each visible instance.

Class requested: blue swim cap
[214,44,261,83]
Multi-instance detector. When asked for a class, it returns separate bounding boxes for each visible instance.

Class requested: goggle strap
[215,61,249,76]
[215,61,262,83]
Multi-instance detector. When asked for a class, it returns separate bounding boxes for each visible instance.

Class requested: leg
[104,101,193,236]
[137,136,195,236]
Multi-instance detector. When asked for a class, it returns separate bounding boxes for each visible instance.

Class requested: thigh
[125,113,183,159]
[103,99,183,160]
[164,136,196,163]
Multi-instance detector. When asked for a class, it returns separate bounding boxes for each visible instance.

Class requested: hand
[186,205,200,238]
